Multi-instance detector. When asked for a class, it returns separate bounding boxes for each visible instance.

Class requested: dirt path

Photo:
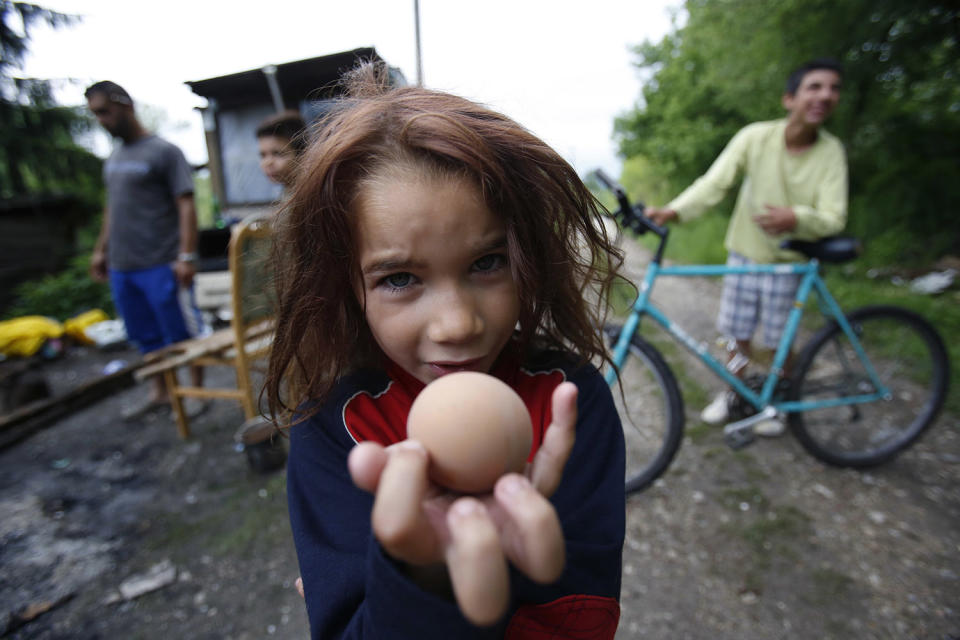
[1,238,957,639]
[613,238,960,639]
[1,356,309,639]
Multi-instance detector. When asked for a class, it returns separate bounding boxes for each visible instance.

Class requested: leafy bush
[4,217,114,321]
[5,252,114,321]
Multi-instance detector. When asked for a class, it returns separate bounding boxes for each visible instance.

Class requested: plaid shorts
[716,252,801,348]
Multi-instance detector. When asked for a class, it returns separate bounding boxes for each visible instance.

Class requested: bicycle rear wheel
[788,305,949,467]
[605,326,685,495]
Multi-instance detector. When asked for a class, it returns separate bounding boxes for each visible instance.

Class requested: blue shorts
[110,264,205,354]
[716,252,801,349]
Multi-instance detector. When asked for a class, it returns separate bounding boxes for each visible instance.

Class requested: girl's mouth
[428,359,484,376]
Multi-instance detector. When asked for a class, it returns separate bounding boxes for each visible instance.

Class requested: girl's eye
[381,272,415,290]
[473,254,507,273]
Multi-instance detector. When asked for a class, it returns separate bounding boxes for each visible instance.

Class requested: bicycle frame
[606,258,892,415]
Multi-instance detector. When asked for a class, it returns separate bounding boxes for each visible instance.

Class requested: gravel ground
[614,240,960,639]
[0,237,957,639]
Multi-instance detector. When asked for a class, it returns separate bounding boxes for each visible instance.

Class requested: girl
[266,63,627,639]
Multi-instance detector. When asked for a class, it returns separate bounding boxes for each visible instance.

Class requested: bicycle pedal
[722,407,777,450]
[724,427,756,450]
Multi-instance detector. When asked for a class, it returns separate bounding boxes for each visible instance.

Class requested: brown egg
[407,371,533,494]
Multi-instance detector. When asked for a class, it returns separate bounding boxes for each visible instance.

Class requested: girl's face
[258,135,296,185]
[355,171,521,385]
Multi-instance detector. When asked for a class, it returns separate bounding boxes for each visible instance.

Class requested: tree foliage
[0,1,102,206]
[615,0,960,264]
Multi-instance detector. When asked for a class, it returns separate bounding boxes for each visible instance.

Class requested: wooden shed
[0,195,84,311]
[185,47,405,219]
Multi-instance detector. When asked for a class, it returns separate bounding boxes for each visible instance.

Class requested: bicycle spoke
[789,307,948,467]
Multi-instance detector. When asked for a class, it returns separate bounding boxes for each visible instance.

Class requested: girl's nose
[427,293,484,344]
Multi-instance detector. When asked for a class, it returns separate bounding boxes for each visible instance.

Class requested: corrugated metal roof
[185,47,381,109]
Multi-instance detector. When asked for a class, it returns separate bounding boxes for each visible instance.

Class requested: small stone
[811,483,835,500]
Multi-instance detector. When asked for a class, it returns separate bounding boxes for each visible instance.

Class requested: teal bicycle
[594,170,951,495]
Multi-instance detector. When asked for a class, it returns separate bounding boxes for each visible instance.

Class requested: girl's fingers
[445,498,510,626]
[370,440,440,564]
[492,474,565,584]
[348,441,389,493]
[529,382,578,497]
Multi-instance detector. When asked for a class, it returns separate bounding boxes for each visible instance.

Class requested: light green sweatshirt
[667,119,848,263]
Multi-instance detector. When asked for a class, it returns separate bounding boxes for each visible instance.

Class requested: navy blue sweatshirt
[286,350,626,639]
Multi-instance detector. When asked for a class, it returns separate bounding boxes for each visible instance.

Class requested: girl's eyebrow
[478,236,509,253]
[362,256,424,276]
[361,235,508,276]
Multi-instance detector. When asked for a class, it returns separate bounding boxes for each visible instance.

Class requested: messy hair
[785,58,843,95]
[255,109,309,155]
[266,62,623,421]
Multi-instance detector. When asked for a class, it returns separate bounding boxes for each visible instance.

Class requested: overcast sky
[21,0,680,175]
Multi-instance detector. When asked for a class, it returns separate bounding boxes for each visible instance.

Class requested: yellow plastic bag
[64,309,110,345]
[0,316,65,358]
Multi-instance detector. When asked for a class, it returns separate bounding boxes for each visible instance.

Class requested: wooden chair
[136,217,275,438]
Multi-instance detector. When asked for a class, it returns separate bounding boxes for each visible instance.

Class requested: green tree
[0,2,109,319]
[0,1,102,207]
[615,0,960,264]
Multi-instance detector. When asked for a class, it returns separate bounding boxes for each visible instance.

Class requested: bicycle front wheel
[605,326,685,495]
[789,305,950,467]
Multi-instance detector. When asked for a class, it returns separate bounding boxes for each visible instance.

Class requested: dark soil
[0,348,308,639]
[0,238,957,639]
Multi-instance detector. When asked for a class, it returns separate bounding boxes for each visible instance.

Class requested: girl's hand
[347,381,578,626]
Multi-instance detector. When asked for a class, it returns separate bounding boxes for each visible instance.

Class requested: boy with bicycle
[646,58,847,435]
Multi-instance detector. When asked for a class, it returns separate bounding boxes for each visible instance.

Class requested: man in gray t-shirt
[86,81,206,419]
[103,135,193,271]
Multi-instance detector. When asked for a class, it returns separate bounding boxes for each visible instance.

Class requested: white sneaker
[753,417,786,437]
[700,391,732,424]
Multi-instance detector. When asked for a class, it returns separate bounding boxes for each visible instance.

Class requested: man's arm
[662,125,752,223]
[90,206,110,282]
[173,193,198,287]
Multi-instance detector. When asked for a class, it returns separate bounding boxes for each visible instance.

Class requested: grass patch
[716,487,813,592]
[701,446,727,459]
[684,422,713,444]
[148,473,289,558]
[804,567,855,606]
[739,504,810,555]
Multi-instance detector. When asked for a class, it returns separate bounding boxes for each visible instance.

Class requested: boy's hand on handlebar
[646,207,678,226]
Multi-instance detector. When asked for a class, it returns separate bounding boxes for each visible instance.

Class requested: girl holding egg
[266,62,627,639]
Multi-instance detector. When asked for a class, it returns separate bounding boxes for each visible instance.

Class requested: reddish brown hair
[266,62,623,421]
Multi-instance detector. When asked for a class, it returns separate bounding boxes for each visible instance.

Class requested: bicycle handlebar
[592,169,668,239]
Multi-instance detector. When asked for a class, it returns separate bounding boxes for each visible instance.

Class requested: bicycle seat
[780,236,861,263]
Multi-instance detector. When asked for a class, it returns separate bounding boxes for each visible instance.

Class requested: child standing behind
[256,109,307,189]
[266,63,626,639]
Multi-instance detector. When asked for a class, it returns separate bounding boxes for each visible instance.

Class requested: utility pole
[414,0,423,86]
